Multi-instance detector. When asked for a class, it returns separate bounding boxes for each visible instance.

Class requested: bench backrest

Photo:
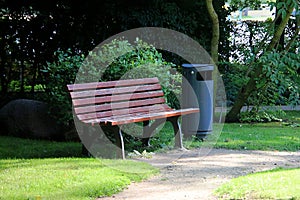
[67,77,173,124]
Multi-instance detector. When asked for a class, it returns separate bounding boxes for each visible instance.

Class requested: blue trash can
[182,64,214,139]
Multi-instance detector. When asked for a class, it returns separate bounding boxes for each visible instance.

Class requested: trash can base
[196,131,212,140]
[183,131,212,140]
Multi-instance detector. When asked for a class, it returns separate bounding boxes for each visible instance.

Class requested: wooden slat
[72,90,164,106]
[75,97,166,114]
[78,104,173,121]
[82,108,199,125]
[70,83,162,99]
[67,77,159,91]
[108,108,200,125]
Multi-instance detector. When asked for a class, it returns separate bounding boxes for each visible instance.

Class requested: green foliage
[270,0,299,19]
[41,49,85,126]
[226,0,299,122]
[260,50,300,106]
[98,38,176,81]
[219,61,250,106]
[7,80,44,92]
[80,38,180,108]
[0,0,231,97]
[7,80,21,92]
[229,0,262,10]
[225,11,299,110]
[42,39,179,126]
[239,109,286,123]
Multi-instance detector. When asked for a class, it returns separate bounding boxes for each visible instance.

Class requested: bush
[41,49,85,126]
[85,38,180,108]
[42,38,180,128]
[239,109,286,123]
[219,61,249,106]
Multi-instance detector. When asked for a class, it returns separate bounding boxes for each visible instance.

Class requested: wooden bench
[67,77,199,159]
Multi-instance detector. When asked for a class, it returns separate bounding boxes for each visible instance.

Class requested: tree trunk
[275,0,285,49]
[226,3,294,122]
[206,0,220,119]
[206,0,219,64]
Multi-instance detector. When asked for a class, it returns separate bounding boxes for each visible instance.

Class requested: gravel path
[99,148,300,200]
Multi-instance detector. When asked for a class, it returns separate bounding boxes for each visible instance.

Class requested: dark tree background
[0,0,230,105]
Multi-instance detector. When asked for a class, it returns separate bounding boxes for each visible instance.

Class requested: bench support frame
[81,116,183,159]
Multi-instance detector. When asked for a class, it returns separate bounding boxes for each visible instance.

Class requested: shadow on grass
[0,136,83,159]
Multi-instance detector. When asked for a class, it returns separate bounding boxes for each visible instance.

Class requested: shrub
[84,38,180,108]
[42,38,179,128]
[239,109,286,123]
[41,49,85,126]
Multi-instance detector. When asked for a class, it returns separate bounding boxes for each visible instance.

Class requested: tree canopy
[0,0,230,97]
[1,0,299,123]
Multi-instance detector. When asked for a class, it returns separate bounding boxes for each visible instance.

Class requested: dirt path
[100,148,300,200]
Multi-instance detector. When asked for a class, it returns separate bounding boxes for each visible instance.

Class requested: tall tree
[206,0,220,64]
[226,0,298,122]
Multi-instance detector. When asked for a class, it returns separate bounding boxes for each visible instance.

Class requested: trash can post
[182,64,214,139]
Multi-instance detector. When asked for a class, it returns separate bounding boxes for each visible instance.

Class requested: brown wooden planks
[68,77,200,127]
[72,90,164,106]
[77,104,172,121]
[67,77,159,91]
[82,108,199,125]
[75,97,166,114]
[108,108,200,125]
[70,83,162,99]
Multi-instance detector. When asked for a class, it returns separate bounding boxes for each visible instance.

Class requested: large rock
[0,99,64,140]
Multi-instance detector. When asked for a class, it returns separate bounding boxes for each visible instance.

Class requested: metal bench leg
[114,126,125,159]
[142,119,165,146]
[167,116,183,149]
[142,121,150,146]
[81,124,93,157]
[118,127,125,159]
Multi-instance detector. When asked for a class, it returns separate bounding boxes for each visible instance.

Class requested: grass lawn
[214,122,300,151]
[215,168,300,199]
[0,137,158,200]
[0,136,82,159]
[185,110,300,152]
[0,111,299,199]
[215,110,300,151]
[0,158,158,200]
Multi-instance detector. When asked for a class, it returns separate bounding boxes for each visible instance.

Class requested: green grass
[215,168,300,199]
[0,137,158,200]
[186,111,300,152]
[214,122,300,151]
[0,136,82,159]
[106,111,300,153]
[1,111,299,199]
[0,158,158,200]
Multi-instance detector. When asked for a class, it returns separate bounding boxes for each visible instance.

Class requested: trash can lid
[182,64,214,71]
